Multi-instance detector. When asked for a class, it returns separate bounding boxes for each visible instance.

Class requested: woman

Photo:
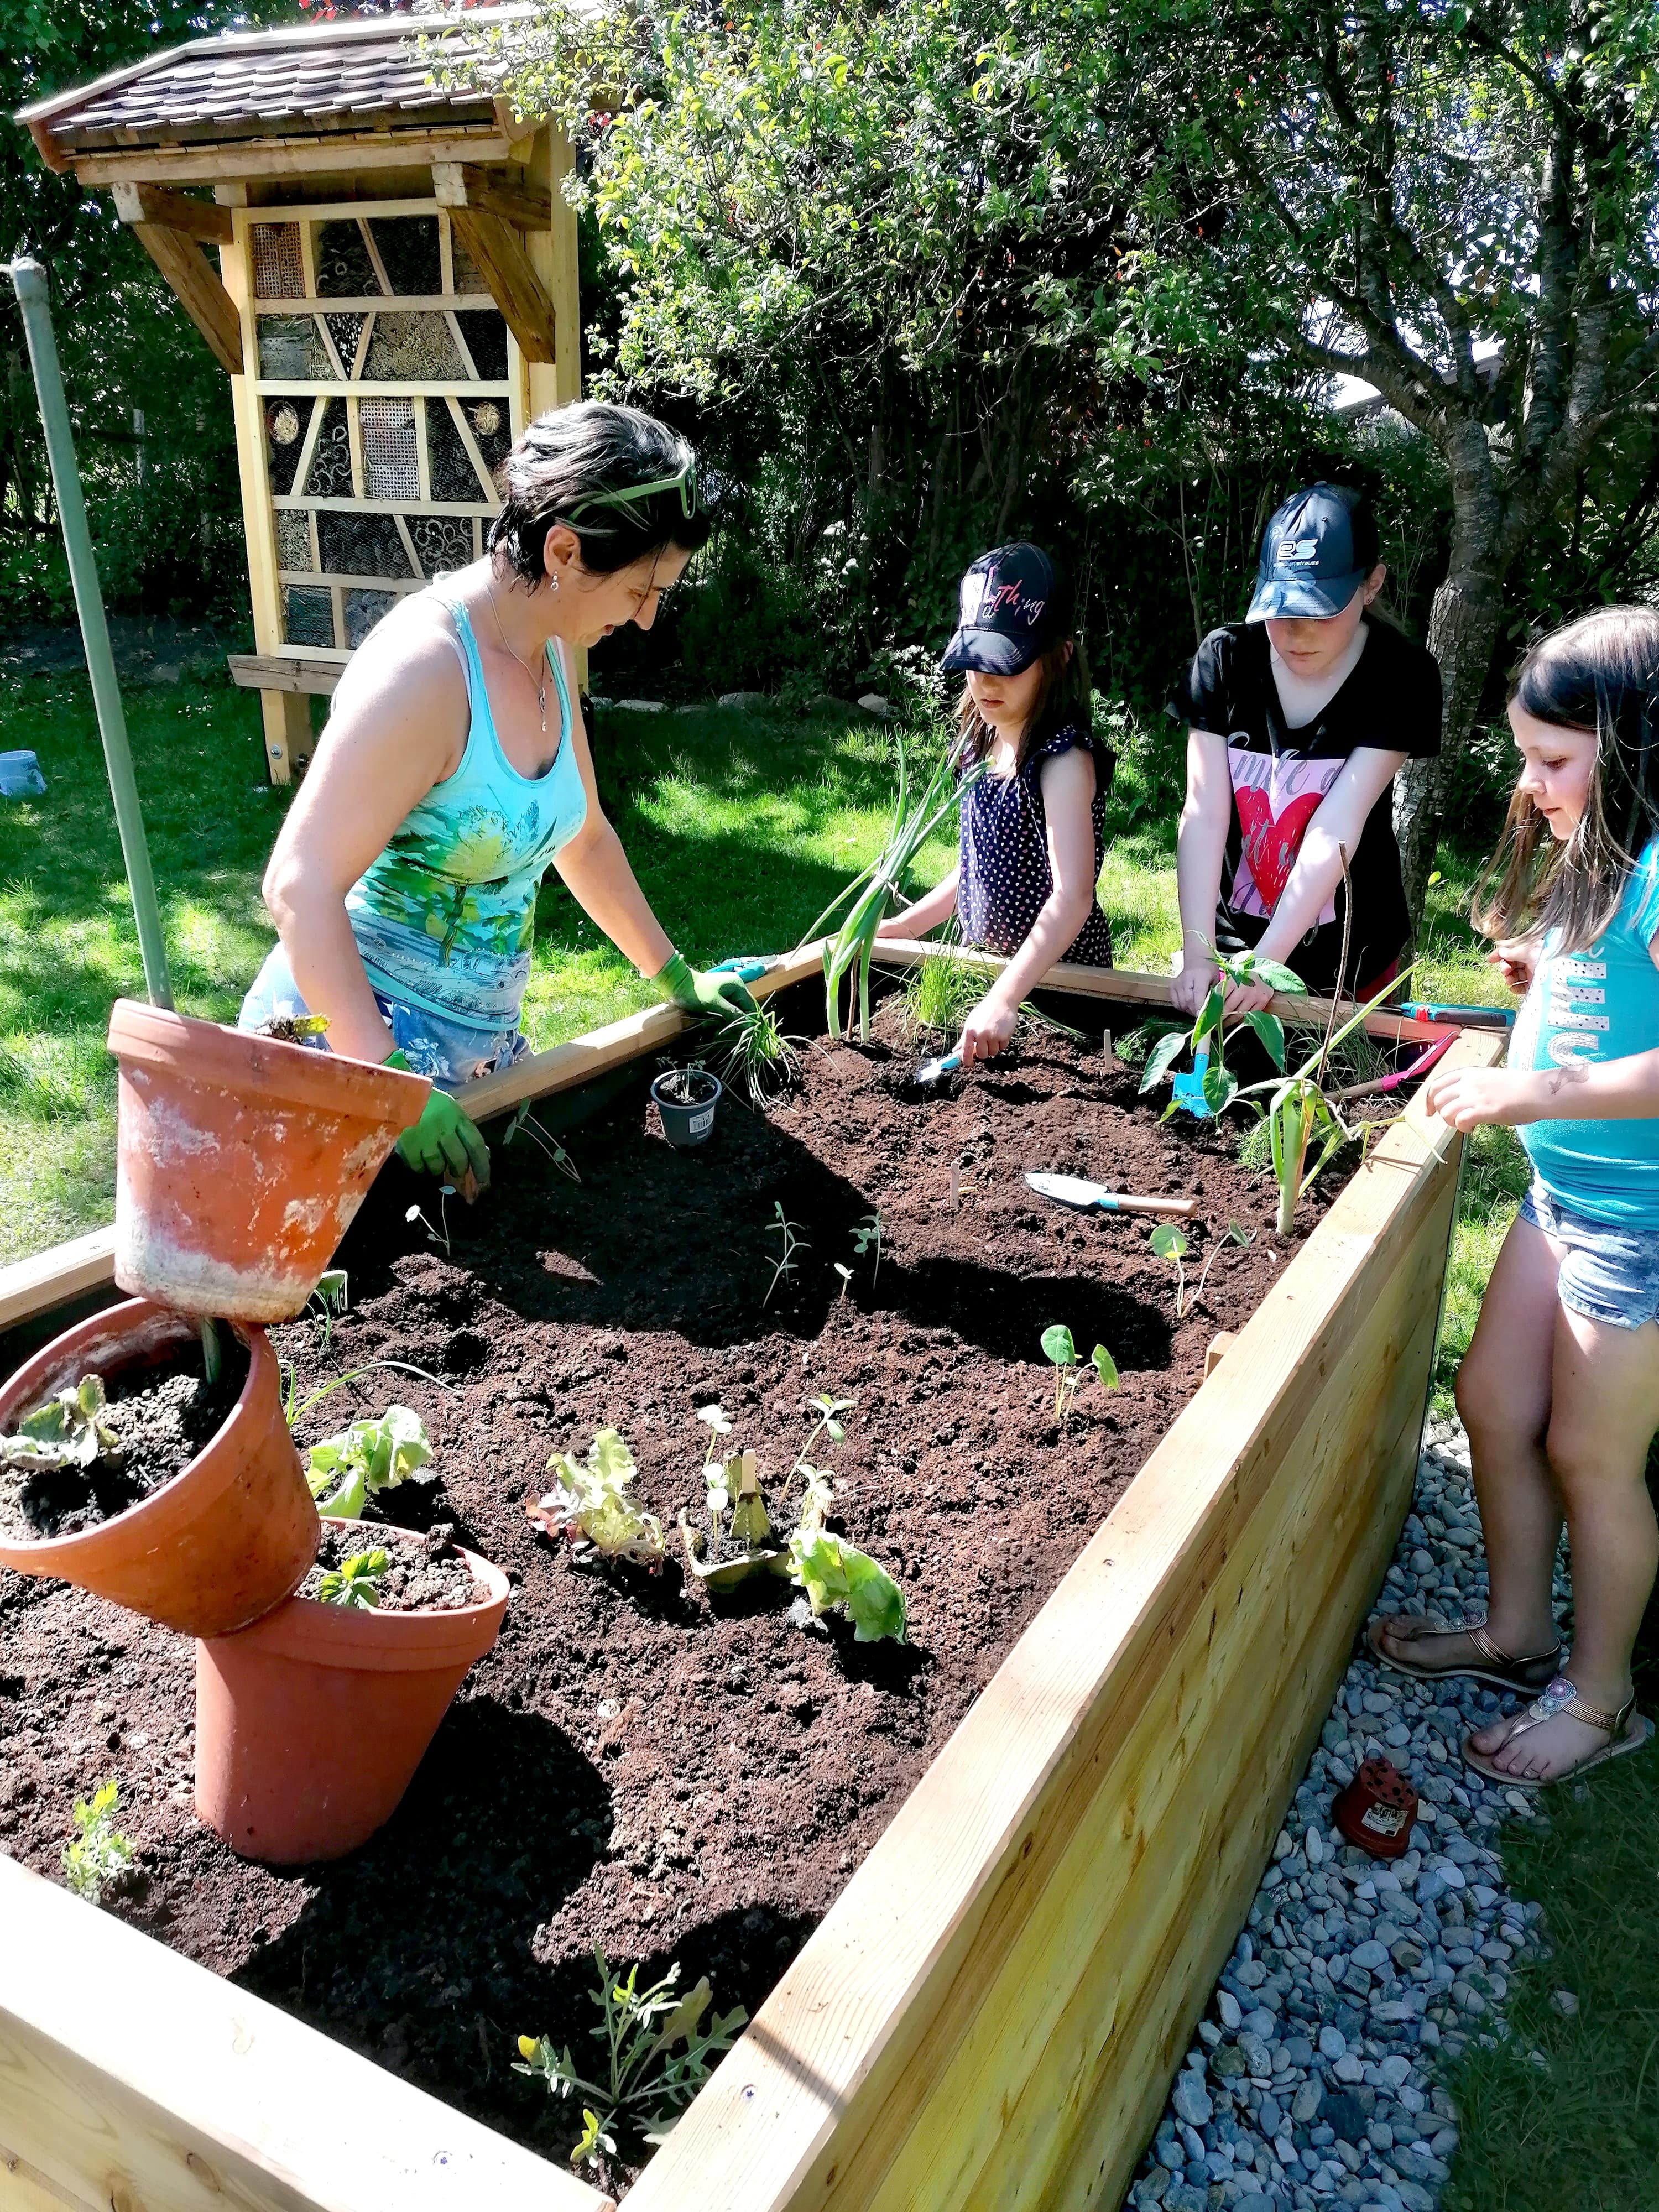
[241,402,755,1187]
[1168,482,1442,1015]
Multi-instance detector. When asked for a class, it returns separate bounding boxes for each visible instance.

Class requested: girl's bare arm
[875,866,961,941]
[1172,729,1232,1011]
[957,748,1098,1062]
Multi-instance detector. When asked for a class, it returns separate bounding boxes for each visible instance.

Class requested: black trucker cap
[941,543,1065,674]
[1246,484,1380,622]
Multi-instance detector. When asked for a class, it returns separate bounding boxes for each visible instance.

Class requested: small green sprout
[316,1546,388,1608]
[762,1204,808,1307]
[1093,1344,1120,1392]
[1149,1223,1189,1313]
[62,1778,135,1903]
[833,1261,853,1302]
[532,1429,665,1568]
[852,1210,883,1287]
[1041,1326,1118,1424]
[696,1402,733,1470]
[309,1269,349,1355]
[406,1186,455,1256]
[504,1099,581,1181]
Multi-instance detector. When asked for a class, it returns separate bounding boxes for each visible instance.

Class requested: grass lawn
[0,665,1646,2207]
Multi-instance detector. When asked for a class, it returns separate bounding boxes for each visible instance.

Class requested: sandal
[1462,1675,1653,1790]
[1366,1612,1561,1697]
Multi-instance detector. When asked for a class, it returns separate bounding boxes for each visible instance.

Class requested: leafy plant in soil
[308,1269,349,1356]
[406,1188,457,1256]
[316,1546,389,1608]
[1039,1325,1118,1425]
[716,1004,803,1105]
[305,1404,432,1520]
[0,1374,118,1472]
[684,1393,849,1585]
[503,1100,581,1180]
[799,732,984,1040]
[852,1209,883,1287]
[762,1203,808,1306]
[901,925,983,1036]
[515,1949,746,2171]
[529,1428,666,1568]
[1151,1219,1257,1319]
[62,1778,135,1903]
[1139,947,1304,1118]
[786,1528,908,1642]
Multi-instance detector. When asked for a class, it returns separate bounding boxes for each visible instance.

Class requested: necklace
[486,586,548,733]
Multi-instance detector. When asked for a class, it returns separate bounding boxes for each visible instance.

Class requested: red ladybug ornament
[1333,1756,1420,1860]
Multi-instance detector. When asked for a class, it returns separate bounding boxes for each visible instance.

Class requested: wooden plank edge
[227,653,343,696]
[0,1854,613,2212]
[0,1226,117,1336]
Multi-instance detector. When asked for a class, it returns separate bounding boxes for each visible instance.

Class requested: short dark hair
[487,400,712,586]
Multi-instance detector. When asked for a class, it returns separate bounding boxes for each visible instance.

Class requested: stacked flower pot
[0,1003,510,1865]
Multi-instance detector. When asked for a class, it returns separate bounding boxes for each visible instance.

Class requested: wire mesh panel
[319,511,414,579]
[323,312,368,377]
[406,514,475,576]
[257,317,316,380]
[369,215,442,296]
[343,589,398,646]
[361,400,419,500]
[315,221,382,298]
[425,399,489,502]
[363,312,464,383]
[283,586,335,648]
[304,399,354,499]
[450,232,489,297]
[251,222,304,299]
[454,309,509,382]
[276,512,313,573]
[265,398,312,497]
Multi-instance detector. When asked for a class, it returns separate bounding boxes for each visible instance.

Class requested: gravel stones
[1124,1415,1558,2212]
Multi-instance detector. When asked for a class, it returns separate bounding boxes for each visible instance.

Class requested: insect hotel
[18,4,582,783]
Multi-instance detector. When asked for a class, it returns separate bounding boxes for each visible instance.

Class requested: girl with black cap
[874,542,1114,1064]
[240,401,756,1192]
[1168,483,1442,1014]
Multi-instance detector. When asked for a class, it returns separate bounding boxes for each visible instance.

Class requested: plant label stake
[1024,1172,1198,1221]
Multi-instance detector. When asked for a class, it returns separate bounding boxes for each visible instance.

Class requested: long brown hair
[955,635,1093,773]
[1474,608,1659,956]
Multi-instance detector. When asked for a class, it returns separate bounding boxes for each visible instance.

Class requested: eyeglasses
[564,455,698,530]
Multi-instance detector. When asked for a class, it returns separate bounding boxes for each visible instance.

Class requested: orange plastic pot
[194,1522,509,1864]
[0,1299,319,1637]
[107,999,431,1324]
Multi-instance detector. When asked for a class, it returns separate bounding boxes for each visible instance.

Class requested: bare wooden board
[446,202,558,364]
[0,1226,117,1337]
[0,1852,613,2212]
[69,132,517,188]
[109,180,233,242]
[226,652,343,696]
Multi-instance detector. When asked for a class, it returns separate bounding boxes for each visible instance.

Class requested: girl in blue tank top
[1369,609,1659,1794]
[241,402,758,1191]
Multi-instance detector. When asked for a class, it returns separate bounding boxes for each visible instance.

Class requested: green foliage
[62,1777,134,1903]
[851,1211,883,1286]
[787,1528,908,1642]
[515,1950,747,2166]
[536,1428,666,1567]
[716,1003,803,1105]
[315,1546,388,1609]
[1,1371,116,1470]
[762,1203,808,1306]
[309,1269,349,1357]
[902,931,984,1037]
[305,1405,432,1521]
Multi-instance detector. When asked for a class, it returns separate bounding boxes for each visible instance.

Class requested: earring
[549,575,559,593]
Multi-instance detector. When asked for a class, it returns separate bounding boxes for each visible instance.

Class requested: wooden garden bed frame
[0,951,1500,2212]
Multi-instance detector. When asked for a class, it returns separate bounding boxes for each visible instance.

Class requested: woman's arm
[956,748,1097,1065]
[1172,729,1232,1013]
[1224,745,1408,1014]
[262,616,466,1066]
[874,865,961,942]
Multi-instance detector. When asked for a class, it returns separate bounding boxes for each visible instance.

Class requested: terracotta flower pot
[0,1299,318,1638]
[194,1522,509,1864]
[107,999,431,1323]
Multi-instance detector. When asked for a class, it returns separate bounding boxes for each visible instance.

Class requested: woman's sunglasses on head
[564,456,698,530]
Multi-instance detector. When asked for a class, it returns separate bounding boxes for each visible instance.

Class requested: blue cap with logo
[941,543,1063,675]
[1246,484,1379,623]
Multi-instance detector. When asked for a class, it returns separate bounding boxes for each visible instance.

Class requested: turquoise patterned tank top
[343,589,587,1030]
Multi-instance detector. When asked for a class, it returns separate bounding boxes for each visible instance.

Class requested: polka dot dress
[958,720,1115,964]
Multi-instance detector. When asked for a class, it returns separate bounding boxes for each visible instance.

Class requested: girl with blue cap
[874,542,1114,1063]
[1168,483,1442,1013]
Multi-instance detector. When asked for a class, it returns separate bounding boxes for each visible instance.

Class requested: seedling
[852,1210,883,1288]
[1140,946,1303,1117]
[406,1186,456,1256]
[503,1100,581,1181]
[716,1004,803,1105]
[785,1392,853,1496]
[762,1204,808,1307]
[316,1546,388,1608]
[1149,1221,1254,1318]
[283,1357,451,1432]
[1,1373,119,1472]
[833,1261,853,1302]
[306,1404,432,1520]
[1040,1326,1118,1425]
[308,1269,349,1355]
[798,733,984,1040]
[787,1529,908,1642]
[199,1317,222,1386]
[530,1428,665,1568]
[515,1949,746,2168]
[62,1778,134,1903]
[696,1402,733,1472]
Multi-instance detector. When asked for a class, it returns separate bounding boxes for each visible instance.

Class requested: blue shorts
[239,943,530,1093]
[1520,1180,1659,1331]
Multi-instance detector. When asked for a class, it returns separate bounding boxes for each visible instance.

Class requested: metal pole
[6,257,173,1009]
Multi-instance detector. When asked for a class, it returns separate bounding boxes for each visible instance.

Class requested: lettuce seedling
[531,1429,665,1568]
[306,1404,432,1520]
[316,1547,388,1608]
[1041,1327,1117,1425]
[787,1529,907,1642]
[1,1373,119,1473]
[852,1211,883,1288]
[516,1949,745,2168]
[62,1777,134,1903]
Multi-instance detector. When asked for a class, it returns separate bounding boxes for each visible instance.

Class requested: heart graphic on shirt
[1235,785,1326,910]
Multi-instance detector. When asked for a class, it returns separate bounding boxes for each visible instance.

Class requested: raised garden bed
[0,951,1499,2212]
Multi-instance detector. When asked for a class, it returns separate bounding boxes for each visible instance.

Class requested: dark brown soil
[0,1332,249,1541]
[0,988,1358,2189]
[299,1521,487,1611]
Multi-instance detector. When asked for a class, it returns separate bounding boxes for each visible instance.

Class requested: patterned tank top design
[343,589,588,1030]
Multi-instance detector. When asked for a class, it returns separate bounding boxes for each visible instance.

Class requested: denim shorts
[1520,1179,1659,1330]
[238,943,530,1093]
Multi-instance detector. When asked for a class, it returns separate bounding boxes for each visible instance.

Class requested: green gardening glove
[387,1052,491,1189]
[650,951,758,1020]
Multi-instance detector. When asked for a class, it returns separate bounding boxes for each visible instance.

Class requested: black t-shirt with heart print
[1167,618,1442,994]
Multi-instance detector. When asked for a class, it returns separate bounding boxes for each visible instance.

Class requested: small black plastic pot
[650,1067,722,1149]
